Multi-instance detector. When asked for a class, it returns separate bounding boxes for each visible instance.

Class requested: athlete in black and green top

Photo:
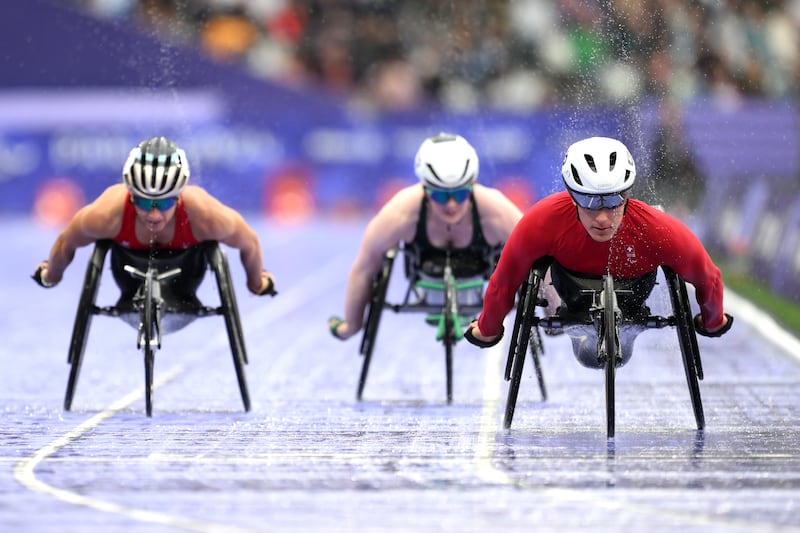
[328,133,525,340]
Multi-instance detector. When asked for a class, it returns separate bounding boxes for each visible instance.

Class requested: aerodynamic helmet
[123,136,190,199]
[414,133,479,190]
[561,136,636,196]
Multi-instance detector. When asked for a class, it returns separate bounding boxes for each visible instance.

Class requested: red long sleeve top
[477,191,725,336]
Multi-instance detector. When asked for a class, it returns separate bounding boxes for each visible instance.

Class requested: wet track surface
[1,216,799,532]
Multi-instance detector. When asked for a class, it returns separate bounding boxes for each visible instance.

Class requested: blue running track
[1,216,799,532]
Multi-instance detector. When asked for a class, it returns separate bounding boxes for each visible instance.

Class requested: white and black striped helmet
[414,133,479,190]
[123,136,190,199]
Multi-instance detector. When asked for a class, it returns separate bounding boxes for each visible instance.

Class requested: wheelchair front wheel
[601,273,619,439]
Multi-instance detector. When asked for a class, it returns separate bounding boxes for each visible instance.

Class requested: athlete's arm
[332,188,420,340]
[476,202,551,338]
[656,213,727,331]
[37,185,126,286]
[183,187,272,295]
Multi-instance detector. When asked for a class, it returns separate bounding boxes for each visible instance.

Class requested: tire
[503,269,543,428]
[443,271,456,404]
[208,244,251,412]
[664,267,705,430]
[65,241,110,411]
[357,251,395,400]
[143,273,155,417]
[602,273,619,439]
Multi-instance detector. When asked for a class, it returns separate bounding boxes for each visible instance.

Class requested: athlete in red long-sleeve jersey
[465,137,732,365]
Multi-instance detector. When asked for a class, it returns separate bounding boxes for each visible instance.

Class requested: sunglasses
[570,191,628,211]
[425,187,473,205]
[132,196,178,211]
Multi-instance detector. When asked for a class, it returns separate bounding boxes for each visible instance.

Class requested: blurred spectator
[71,0,800,111]
[642,102,706,218]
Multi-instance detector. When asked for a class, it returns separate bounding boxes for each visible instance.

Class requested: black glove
[694,313,733,337]
[464,324,504,348]
[32,262,56,288]
[258,274,277,296]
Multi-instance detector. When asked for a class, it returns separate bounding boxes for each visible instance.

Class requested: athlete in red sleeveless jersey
[33,137,275,297]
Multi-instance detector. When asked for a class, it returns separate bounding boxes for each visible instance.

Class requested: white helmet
[123,136,190,199]
[414,133,479,190]
[561,136,636,195]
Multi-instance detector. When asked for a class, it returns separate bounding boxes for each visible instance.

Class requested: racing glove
[694,313,734,338]
[464,324,504,348]
[32,262,56,288]
[258,273,277,296]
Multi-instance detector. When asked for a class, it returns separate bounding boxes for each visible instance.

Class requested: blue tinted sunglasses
[132,195,178,211]
[570,191,628,211]
[426,186,473,205]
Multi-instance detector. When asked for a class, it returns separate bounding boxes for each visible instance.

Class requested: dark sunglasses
[132,195,178,211]
[570,191,628,211]
[425,186,473,205]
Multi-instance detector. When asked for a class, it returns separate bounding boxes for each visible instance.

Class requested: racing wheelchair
[357,244,547,404]
[503,259,705,438]
[64,239,252,416]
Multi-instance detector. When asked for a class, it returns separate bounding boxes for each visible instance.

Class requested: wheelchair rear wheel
[357,250,396,400]
[206,244,251,411]
[503,267,546,429]
[65,240,111,411]
[663,267,705,430]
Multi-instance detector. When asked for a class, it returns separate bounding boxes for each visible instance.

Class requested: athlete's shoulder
[472,184,523,215]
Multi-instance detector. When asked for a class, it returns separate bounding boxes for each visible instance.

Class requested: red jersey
[478,191,725,336]
[114,193,200,250]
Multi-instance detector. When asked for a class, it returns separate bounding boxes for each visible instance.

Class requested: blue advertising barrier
[2,1,800,302]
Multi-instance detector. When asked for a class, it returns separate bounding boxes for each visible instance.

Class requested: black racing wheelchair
[504,259,705,438]
[64,239,252,416]
[357,244,547,404]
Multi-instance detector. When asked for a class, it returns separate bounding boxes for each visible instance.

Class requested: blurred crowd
[72,0,800,112]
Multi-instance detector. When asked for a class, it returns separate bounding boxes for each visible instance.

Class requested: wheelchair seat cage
[64,239,252,416]
[503,264,705,439]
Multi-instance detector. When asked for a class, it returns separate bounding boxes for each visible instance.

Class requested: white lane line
[470,305,800,533]
[473,320,516,485]
[11,366,253,533]
[725,289,800,363]
[13,251,353,533]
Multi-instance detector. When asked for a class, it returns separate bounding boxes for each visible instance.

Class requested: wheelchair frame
[357,245,546,404]
[503,264,704,438]
[64,239,251,416]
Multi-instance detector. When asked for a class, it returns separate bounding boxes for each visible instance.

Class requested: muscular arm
[333,188,420,339]
[183,188,269,294]
[41,185,126,285]
[477,204,550,337]
[659,220,726,330]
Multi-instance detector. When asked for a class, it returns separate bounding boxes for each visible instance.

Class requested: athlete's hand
[694,313,733,337]
[255,271,277,296]
[464,320,504,348]
[328,316,353,340]
[32,261,57,288]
